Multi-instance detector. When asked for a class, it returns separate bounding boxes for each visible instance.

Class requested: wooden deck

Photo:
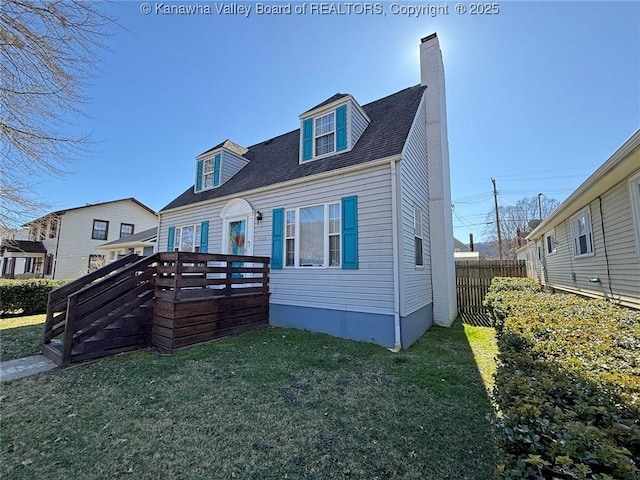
[42,252,270,365]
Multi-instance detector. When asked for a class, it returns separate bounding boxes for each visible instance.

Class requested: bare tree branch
[0,0,113,229]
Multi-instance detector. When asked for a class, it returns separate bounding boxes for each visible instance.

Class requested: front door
[228,219,247,256]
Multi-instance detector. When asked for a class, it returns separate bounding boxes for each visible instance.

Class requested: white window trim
[284,202,341,269]
[414,205,424,268]
[545,229,557,255]
[174,224,202,253]
[314,112,336,158]
[196,154,222,193]
[629,171,640,259]
[571,206,595,258]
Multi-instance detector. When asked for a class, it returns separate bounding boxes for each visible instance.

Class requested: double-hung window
[414,205,424,266]
[315,113,335,156]
[284,202,340,267]
[92,220,109,240]
[174,224,202,252]
[203,158,215,189]
[120,223,134,238]
[571,207,594,257]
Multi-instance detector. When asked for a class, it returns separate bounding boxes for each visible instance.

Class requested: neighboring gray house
[0,198,157,280]
[518,129,640,310]
[157,34,457,349]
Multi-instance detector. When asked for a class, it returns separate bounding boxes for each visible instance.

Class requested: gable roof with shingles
[161,85,426,212]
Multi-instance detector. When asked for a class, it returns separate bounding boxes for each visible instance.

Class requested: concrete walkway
[0,355,57,383]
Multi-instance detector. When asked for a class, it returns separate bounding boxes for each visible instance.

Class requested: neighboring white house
[97,227,157,262]
[518,129,640,309]
[0,198,157,280]
[157,34,457,350]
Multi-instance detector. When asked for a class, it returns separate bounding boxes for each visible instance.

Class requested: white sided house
[158,35,457,349]
[1,198,157,280]
[519,129,640,309]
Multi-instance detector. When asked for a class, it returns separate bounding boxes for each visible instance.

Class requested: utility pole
[537,193,543,221]
[491,178,502,260]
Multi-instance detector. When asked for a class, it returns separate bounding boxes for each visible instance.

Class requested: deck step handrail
[43,254,144,344]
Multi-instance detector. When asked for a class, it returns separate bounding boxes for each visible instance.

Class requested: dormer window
[300,95,369,163]
[194,140,249,194]
[315,112,335,156]
[195,153,220,192]
[203,156,220,189]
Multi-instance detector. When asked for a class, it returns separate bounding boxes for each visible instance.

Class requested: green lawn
[1,320,498,479]
[0,314,46,361]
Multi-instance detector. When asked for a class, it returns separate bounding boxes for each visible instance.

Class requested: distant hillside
[472,241,499,259]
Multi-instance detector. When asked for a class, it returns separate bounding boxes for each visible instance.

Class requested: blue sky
[37,1,639,241]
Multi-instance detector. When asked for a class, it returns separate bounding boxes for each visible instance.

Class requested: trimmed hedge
[485,278,640,479]
[0,279,69,315]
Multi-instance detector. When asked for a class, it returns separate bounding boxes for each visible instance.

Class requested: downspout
[389,160,402,352]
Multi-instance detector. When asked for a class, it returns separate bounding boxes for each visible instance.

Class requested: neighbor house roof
[0,240,47,255]
[25,198,156,226]
[97,227,157,248]
[527,129,640,240]
[161,85,426,212]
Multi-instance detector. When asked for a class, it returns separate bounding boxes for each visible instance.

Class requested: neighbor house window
[315,112,335,156]
[175,224,202,252]
[88,254,106,273]
[92,220,109,240]
[545,230,556,255]
[630,171,640,258]
[284,202,340,267]
[119,223,134,238]
[414,205,424,266]
[571,207,594,257]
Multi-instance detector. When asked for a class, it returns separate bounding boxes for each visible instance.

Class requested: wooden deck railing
[152,252,271,352]
[42,252,271,364]
[43,254,144,344]
[155,252,270,301]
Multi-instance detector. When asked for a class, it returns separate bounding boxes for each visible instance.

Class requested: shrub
[488,280,640,479]
[0,279,69,315]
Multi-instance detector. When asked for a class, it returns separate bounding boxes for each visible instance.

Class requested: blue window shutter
[336,105,347,152]
[195,160,204,191]
[271,208,284,269]
[213,154,221,186]
[167,226,175,252]
[200,221,209,253]
[342,196,358,269]
[302,119,313,161]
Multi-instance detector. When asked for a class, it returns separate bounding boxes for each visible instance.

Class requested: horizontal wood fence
[456,259,526,314]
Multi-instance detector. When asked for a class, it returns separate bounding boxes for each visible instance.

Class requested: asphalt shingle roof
[161,85,426,212]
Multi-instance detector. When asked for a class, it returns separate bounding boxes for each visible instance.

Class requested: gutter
[389,159,402,352]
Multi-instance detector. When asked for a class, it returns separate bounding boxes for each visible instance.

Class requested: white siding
[540,174,640,309]
[159,164,395,315]
[350,102,369,148]
[53,201,157,279]
[221,150,249,184]
[399,94,432,317]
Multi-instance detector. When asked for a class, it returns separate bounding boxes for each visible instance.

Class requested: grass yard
[1,320,499,479]
[0,314,46,361]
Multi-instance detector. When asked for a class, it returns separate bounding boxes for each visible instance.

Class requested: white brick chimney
[420,33,457,326]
